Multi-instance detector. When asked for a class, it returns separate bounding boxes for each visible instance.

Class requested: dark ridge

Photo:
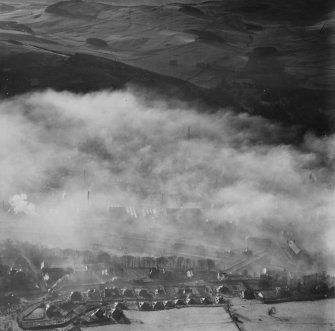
[0,21,33,34]
[245,23,263,31]
[45,0,98,18]
[0,49,332,137]
[0,51,235,109]
[6,39,23,46]
[251,47,281,58]
[186,29,225,44]
[64,53,235,108]
[86,38,108,48]
[232,0,334,24]
[235,3,270,13]
[0,4,15,12]
[179,5,204,17]
[257,88,332,136]
[294,0,334,20]
[198,1,221,5]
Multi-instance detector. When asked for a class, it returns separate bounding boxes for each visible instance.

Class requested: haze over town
[0,0,334,330]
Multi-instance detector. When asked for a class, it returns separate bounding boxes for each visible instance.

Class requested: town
[0,232,334,330]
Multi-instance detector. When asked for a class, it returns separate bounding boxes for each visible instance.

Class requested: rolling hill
[0,0,334,134]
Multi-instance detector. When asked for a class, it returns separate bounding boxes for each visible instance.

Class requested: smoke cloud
[0,89,334,267]
[9,194,36,216]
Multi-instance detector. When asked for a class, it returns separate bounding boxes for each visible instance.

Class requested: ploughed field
[0,0,333,134]
[0,0,333,90]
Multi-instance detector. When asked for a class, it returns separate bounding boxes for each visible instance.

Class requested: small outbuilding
[216,285,231,295]
[215,296,227,304]
[200,297,213,305]
[174,299,186,306]
[70,291,83,302]
[138,301,153,311]
[186,297,200,305]
[163,300,176,309]
[111,308,130,324]
[139,289,153,299]
[122,288,134,297]
[114,302,128,310]
[153,301,165,310]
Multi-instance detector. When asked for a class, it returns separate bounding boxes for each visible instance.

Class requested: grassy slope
[0,0,334,134]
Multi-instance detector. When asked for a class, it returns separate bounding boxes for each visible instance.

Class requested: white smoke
[9,193,36,216]
[0,89,334,263]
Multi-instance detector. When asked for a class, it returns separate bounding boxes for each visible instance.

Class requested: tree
[156,257,168,268]
[206,259,215,271]
[183,258,189,269]
[177,257,185,270]
[96,251,112,264]
[167,256,177,269]
[197,259,207,271]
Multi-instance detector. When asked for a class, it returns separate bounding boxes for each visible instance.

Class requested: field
[91,307,239,331]
[0,0,333,133]
[0,0,333,90]
[2,300,335,331]
[231,298,335,331]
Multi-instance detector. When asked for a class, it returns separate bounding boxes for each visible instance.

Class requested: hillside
[0,0,333,134]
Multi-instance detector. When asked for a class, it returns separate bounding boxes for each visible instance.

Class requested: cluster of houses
[41,260,110,289]
[17,282,234,329]
[108,205,204,225]
[65,284,232,311]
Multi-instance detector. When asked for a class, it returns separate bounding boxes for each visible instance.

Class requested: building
[138,302,153,311]
[69,291,83,303]
[186,297,201,305]
[174,299,186,306]
[288,240,302,255]
[109,206,138,221]
[104,287,120,298]
[163,300,175,308]
[87,288,100,300]
[24,306,45,320]
[217,272,227,281]
[86,263,109,276]
[121,288,134,297]
[186,269,194,279]
[152,301,165,310]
